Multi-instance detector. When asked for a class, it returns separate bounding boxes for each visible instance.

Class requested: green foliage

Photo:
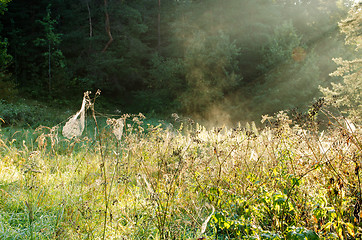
[0,0,12,77]
[285,226,319,240]
[0,74,17,101]
[321,58,362,122]
[0,38,11,68]
[0,101,35,127]
[0,100,65,127]
[252,22,322,115]
[181,31,241,114]
[132,53,186,112]
[0,0,11,15]
[257,22,302,73]
[0,0,356,120]
[339,3,362,51]
[163,0,352,122]
[34,4,65,95]
[148,53,185,94]
[320,3,362,123]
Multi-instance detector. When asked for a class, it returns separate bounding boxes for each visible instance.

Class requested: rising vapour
[172,0,355,127]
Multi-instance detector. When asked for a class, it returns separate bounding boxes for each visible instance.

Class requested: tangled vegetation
[0,96,361,240]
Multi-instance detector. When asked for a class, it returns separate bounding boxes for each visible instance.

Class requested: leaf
[292,177,300,186]
[224,220,231,229]
[304,229,320,240]
[200,205,215,235]
[322,222,333,231]
[345,222,355,237]
[336,225,343,240]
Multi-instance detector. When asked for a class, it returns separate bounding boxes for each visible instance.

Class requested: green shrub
[0,100,64,127]
[0,73,18,102]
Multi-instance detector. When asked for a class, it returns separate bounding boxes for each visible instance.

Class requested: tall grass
[0,103,361,239]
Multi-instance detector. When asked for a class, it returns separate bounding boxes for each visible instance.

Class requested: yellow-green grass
[0,112,361,239]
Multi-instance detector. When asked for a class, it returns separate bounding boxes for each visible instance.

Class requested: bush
[0,100,64,127]
[0,73,18,102]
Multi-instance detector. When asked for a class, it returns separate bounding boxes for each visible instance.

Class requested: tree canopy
[0,0,359,123]
[320,3,362,123]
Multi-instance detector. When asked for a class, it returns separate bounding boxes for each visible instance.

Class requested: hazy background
[0,0,359,127]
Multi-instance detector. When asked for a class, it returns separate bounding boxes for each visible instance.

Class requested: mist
[169,0,356,127]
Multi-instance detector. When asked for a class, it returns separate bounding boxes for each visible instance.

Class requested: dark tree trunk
[157,0,161,50]
[86,0,92,37]
[102,0,113,52]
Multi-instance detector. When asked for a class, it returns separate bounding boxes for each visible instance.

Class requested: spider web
[62,93,89,139]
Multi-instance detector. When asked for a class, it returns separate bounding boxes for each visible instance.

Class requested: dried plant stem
[88,91,109,240]
[358,165,362,204]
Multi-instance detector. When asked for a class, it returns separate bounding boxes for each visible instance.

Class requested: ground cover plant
[0,94,361,240]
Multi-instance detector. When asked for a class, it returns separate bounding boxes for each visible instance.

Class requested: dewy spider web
[63,91,124,140]
[106,117,124,141]
[62,92,90,139]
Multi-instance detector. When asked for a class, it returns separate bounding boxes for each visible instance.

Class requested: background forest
[0,0,360,126]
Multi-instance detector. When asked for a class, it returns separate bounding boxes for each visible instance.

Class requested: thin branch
[86,1,93,37]
[102,0,113,52]
[157,0,161,50]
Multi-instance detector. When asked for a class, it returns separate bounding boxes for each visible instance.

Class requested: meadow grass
[0,106,361,239]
